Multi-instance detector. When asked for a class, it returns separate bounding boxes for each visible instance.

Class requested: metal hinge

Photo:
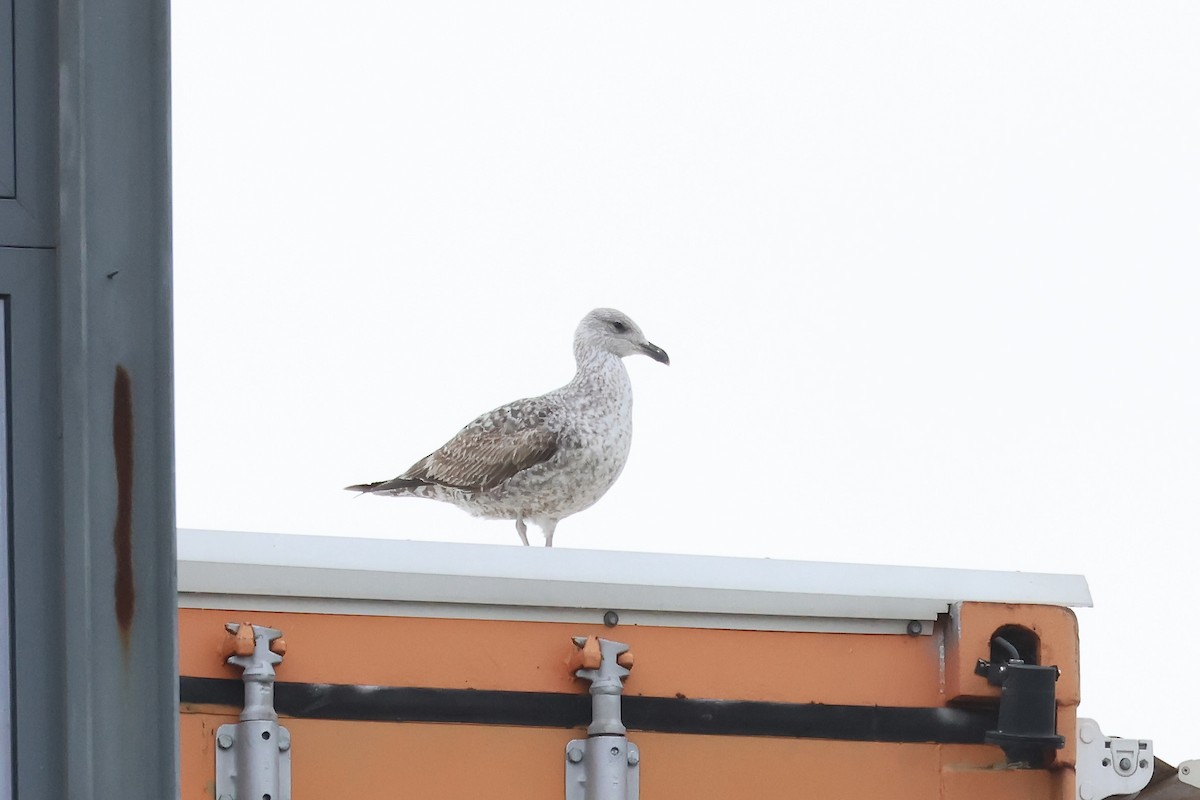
[216,622,291,800]
[1076,718,1153,800]
[565,636,639,800]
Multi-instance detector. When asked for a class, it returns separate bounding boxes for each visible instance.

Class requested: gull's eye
[610,320,627,333]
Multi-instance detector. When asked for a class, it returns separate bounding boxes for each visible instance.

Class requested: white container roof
[177,528,1092,635]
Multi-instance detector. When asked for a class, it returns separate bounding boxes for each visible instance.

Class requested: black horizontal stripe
[180,676,997,745]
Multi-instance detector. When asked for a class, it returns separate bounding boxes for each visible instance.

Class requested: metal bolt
[1119,757,1132,772]
[603,610,619,627]
[1102,758,1110,767]
[278,730,291,752]
[1184,766,1192,776]
[906,620,922,636]
[610,746,620,757]
[216,733,234,750]
[567,747,584,763]
[627,750,640,766]
[1139,759,1148,769]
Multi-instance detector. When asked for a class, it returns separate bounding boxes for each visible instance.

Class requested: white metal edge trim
[177,560,950,621]
[178,529,1093,606]
[178,593,931,635]
[178,529,1092,619]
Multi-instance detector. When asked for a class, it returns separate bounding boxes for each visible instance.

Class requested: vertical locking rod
[566,636,639,800]
[215,622,292,800]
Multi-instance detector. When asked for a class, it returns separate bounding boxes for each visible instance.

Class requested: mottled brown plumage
[349,408,560,493]
[346,308,669,546]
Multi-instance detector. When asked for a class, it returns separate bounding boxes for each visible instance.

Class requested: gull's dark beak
[639,341,670,365]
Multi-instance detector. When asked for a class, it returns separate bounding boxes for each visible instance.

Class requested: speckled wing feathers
[362,401,560,493]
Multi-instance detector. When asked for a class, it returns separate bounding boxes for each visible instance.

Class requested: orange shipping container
[178,529,1096,800]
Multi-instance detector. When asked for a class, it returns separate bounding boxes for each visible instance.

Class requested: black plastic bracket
[974,636,1065,767]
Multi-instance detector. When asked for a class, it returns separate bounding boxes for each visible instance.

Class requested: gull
[346,308,669,546]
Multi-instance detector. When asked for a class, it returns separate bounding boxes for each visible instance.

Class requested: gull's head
[576,308,670,365]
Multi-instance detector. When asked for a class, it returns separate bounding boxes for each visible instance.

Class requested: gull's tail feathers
[344,477,432,495]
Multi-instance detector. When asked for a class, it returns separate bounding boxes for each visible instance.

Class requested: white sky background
[172,2,1200,763]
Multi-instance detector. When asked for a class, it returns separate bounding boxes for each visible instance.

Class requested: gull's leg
[542,520,557,548]
[515,518,530,546]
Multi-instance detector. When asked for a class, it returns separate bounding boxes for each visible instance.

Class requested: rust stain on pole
[113,364,136,645]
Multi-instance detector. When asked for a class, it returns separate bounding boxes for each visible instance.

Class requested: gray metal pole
[57,0,178,796]
[581,737,636,800]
